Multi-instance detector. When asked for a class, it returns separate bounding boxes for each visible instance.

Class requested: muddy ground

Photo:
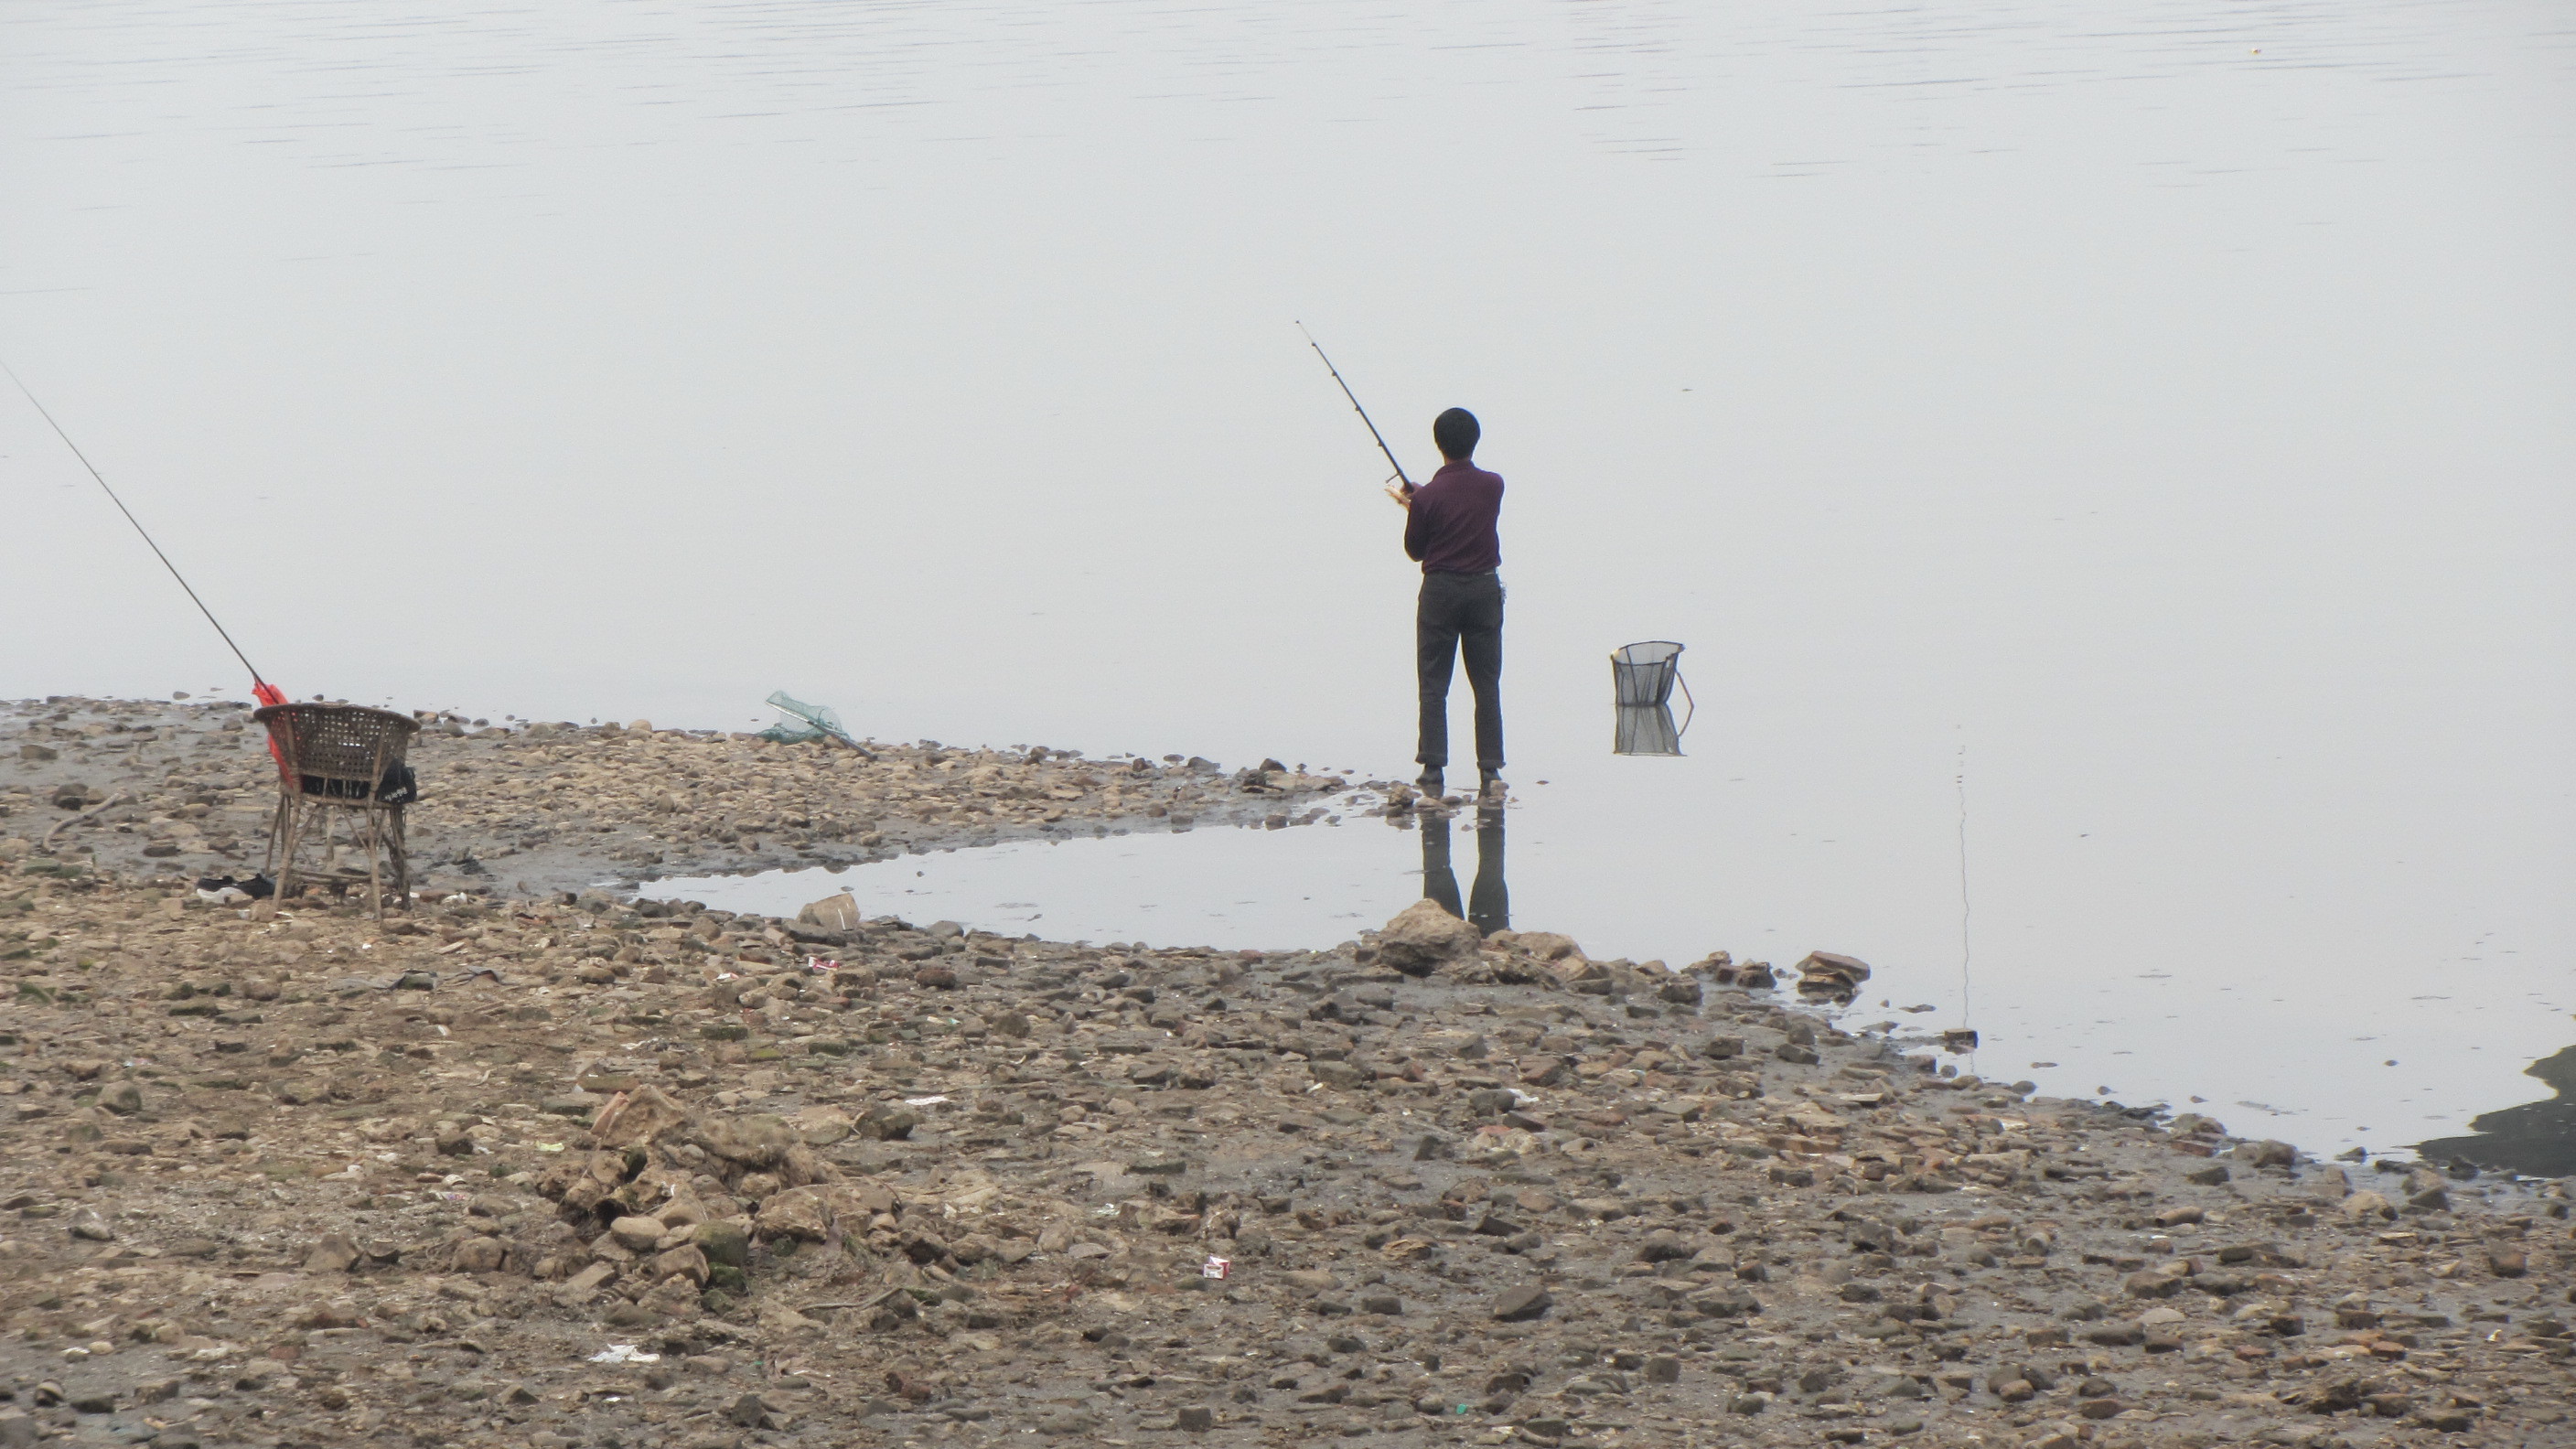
[1,697,2570,1449]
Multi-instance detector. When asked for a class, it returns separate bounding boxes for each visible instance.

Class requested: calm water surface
[4,1,2570,1160]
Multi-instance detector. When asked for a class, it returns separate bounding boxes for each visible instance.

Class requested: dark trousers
[1416,570,1504,770]
[1422,811,1509,936]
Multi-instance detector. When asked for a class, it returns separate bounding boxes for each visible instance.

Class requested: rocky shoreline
[1,696,2569,1449]
[0,695,1367,900]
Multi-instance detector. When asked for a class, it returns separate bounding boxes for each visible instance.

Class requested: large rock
[1550,956,1609,988]
[1377,900,1480,977]
[1796,950,1871,980]
[788,1106,853,1146]
[754,1186,833,1241]
[1795,951,1871,993]
[798,893,861,932]
[778,1142,838,1187]
[2234,1139,2297,1168]
[696,1220,752,1267]
[829,1180,901,1220]
[452,1236,506,1272]
[607,1216,666,1251]
[637,1272,703,1317]
[695,1114,797,1168]
[1514,932,1584,962]
[650,1243,712,1285]
[746,1181,897,1243]
[543,1150,629,1215]
[853,1103,920,1142]
[591,1085,692,1149]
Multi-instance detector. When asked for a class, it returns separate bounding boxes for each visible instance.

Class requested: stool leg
[277,798,303,902]
[264,795,288,879]
[362,806,384,920]
[388,807,411,911]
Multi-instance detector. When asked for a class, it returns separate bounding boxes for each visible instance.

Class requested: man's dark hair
[1433,408,1479,461]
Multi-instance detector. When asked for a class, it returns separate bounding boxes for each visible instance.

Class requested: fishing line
[3,360,270,689]
[1956,739,1974,1036]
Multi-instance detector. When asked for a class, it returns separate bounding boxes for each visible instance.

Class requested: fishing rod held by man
[1297,323,1414,495]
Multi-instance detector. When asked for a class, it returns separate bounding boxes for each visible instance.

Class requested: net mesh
[760,691,856,746]
[1611,640,1684,706]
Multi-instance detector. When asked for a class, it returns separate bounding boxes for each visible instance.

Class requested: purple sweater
[1404,460,1504,574]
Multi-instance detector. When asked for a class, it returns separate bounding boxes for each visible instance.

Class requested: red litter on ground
[1200,1256,1231,1280]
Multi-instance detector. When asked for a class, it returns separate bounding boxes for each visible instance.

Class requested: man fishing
[1390,407,1505,801]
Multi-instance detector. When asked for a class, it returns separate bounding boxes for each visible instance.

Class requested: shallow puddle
[641,800,2573,1173]
[643,818,1418,952]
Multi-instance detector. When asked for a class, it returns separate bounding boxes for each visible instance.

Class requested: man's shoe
[1415,767,1444,796]
[1478,770,1504,800]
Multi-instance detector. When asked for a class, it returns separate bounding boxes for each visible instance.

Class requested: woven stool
[252,703,420,917]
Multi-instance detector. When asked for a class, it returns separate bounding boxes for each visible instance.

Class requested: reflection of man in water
[1422,810,1508,937]
[1392,407,1504,800]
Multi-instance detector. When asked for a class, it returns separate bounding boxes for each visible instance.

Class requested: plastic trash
[1201,1255,1232,1280]
[757,691,873,755]
[589,1345,660,1364]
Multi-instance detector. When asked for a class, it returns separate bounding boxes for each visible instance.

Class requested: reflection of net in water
[1615,703,1683,756]
[1611,641,1693,755]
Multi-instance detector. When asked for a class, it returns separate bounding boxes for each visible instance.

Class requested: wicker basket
[252,703,417,796]
[252,704,420,916]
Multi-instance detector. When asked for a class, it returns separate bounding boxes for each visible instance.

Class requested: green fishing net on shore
[758,690,858,746]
